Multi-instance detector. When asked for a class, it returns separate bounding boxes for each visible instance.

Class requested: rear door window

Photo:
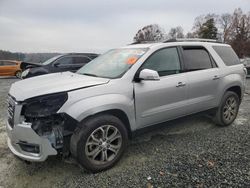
[213,46,240,66]
[182,47,214,71]
[54,57,73,66]
[73,56,91,65]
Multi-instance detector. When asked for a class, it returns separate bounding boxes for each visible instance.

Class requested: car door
[71,56,92,72]
[1,61,16,76]
[0,61,4,75]
[134,47,188,128]
[181,46,221,113]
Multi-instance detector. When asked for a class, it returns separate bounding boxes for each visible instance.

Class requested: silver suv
[6,39,246,172]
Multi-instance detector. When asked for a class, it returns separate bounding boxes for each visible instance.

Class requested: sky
[0,0,249,53]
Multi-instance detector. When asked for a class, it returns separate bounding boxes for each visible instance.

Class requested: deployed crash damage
[22,93,75,154]
[6,71,110,161]
[7,92,78,160]
[20,61,42,70]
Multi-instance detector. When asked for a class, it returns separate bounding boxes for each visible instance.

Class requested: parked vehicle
[21,53,99,79]
[6,39,246,172]
[0,60,22,78]
[242,58,250,76]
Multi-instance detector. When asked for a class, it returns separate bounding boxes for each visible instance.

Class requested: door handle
[213,75,220,80]
[176,82,186,87]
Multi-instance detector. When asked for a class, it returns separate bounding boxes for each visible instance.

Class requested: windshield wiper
[82,73,98,77]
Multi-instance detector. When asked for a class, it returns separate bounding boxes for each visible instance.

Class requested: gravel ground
[0,77,250,188]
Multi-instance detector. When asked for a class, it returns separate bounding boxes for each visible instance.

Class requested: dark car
[21,53,99,79]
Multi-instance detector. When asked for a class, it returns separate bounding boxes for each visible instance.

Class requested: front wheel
[213,91,240,126]
[71,114,128,172]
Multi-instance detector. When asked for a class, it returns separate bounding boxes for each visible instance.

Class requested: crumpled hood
[20,61,43,70]
[9,72,109,101]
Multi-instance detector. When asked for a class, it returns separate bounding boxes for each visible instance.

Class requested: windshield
[42,55,62,65]
[77,48,148,78]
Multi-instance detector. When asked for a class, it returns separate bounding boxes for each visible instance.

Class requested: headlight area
[22,92,68,118]
[21,93,78,156]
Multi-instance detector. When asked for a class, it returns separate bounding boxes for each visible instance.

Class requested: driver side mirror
[139,69,160,81]
[53,62,60,67]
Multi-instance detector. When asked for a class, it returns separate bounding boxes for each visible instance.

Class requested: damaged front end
[7,92,78,161]
[27,115,65,150]
[22,92,78,155]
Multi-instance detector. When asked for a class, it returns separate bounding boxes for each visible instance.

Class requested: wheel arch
[225,85,242,101]
[79,109,133,138]
[69,108,133,161]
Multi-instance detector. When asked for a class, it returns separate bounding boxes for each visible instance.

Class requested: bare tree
[229,8,250,57]
[133,24,165,43]
[168,26,184,39]
[185,32,195,38]
[218,13,233,42]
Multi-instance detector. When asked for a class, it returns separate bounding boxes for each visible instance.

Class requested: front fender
[27,67,49,78]
[59,94,136,131]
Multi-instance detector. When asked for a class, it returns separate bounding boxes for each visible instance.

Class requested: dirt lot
[0,77,250,188]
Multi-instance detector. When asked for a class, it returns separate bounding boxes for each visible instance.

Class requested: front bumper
[6,120,57,162]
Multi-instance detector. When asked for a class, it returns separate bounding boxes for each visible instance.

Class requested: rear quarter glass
[213,46,240,66]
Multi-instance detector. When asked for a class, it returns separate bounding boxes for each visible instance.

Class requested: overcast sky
[0,0,249,53]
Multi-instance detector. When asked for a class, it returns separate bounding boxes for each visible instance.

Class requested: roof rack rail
[163,38,221,43]
[129,40,159,45]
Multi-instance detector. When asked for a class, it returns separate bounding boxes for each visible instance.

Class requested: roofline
[163,38,222,43]
[130,38,223,45]
[63,53,99,55]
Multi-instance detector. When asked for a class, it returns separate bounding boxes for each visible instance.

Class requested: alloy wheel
[85,125,122,165]
[222,96,238,123]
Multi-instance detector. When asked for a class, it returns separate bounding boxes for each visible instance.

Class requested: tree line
[133,8,250,58]
[0,50,59,63]
[0,50,25,61]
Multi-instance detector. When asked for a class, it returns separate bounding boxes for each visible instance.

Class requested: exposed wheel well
[226,86,242,101]
[82,109,132,138]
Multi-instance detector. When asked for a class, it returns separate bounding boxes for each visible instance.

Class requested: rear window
[73,56,91,64]
[213,46,240,66]
[3,61,15,66]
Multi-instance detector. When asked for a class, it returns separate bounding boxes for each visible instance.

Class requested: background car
[21,53,99,79]
[0,60,22,78]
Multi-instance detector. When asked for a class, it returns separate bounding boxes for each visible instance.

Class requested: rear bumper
[6,120,57,162]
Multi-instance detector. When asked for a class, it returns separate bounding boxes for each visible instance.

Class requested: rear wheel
[71,114,128,172]
[15,70,22,78]
[213,91,240,126]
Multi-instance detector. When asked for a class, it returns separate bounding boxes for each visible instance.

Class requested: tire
[213,91,240,126]
[15,70,22,78]
[70,114,128,172]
